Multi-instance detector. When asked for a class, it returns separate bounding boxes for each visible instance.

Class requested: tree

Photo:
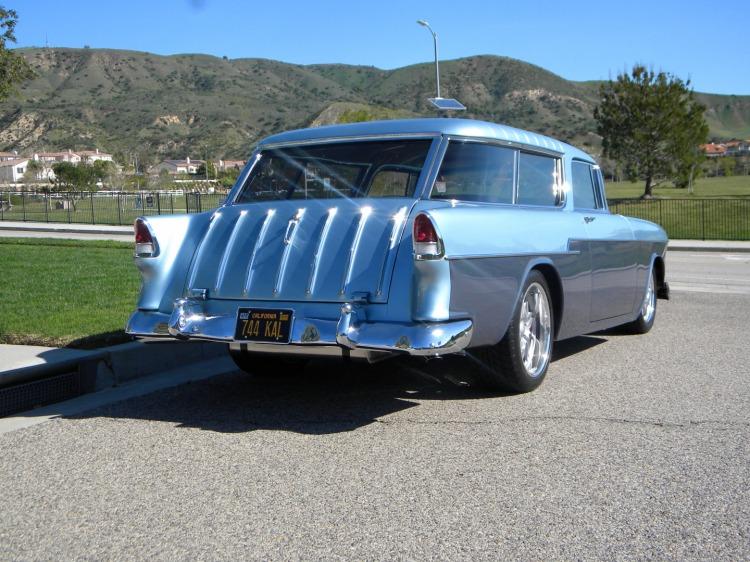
[195,160,216,179]
[92,159,116,184]
[51,161,97,190]
[0,7,34,101]
[719,156,736,177]
[594,66,709,198]
[22,158,42,183]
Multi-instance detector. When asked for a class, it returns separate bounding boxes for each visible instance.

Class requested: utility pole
[416,20,440,98]
[416,20,465,112]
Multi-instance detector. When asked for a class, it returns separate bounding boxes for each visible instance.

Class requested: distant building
[0,151,20,162]
[723,140,750,156]
[215,159,246,172]
[0,158,30,183]
[700,143,727,158]
[149,156,204,175]
[33,149,82,164]
[77,148,113,163]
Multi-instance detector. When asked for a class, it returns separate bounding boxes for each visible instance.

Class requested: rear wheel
[473,270,554,393]
[228,346,308,377]
[624,268,657,334]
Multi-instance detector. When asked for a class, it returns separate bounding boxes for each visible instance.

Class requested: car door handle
[584,216,596,224]
[283,217,299,245]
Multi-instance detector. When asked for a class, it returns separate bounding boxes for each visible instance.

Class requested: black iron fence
[0,191,748,240]
[607,198,750,241]
[0,191,226,227]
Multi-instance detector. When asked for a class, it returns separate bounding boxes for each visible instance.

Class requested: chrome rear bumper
[126,299,473,361]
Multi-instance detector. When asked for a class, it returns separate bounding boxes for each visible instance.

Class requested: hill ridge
[1,47,747,164]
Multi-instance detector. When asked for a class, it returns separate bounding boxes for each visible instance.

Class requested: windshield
[234,139,433,203]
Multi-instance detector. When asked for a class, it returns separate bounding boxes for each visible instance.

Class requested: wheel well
[533,264,563,339]
[653,256,665,289]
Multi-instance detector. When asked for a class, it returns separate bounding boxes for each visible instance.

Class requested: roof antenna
[416,20,466,112]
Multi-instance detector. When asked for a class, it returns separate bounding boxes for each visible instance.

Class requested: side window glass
[571,161,598,210]
[368,167,419,197]
[431,142,515,204]
[517,153,559,206]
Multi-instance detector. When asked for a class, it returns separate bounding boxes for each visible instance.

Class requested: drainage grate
[0,371,88,418]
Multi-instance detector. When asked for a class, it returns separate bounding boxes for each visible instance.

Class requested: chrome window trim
[258,132,441,150]
[440,134,564,158]
[593,166,610,212]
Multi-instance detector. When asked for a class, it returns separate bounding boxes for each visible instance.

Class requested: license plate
[235,308,293,343]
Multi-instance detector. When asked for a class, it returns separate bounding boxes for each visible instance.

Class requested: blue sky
[11,0,750,94]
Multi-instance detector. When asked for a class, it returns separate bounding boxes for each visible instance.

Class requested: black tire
[624,268,657,334]
[228,346,308,377]
[472,270,554,393]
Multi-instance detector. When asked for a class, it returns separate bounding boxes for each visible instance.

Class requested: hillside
[0,47,748,164]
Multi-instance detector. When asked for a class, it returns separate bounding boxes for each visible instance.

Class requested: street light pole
[417,20,440,99]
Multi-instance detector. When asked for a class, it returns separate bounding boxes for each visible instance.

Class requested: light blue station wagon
[127,118,669,392]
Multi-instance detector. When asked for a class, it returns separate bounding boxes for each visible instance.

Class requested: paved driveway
[1,286,748,560]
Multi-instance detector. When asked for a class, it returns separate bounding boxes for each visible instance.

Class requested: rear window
[234,140,432,203]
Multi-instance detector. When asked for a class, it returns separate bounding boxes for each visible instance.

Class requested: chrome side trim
[375,206,407,297]
[274,208,305,294]
[243,208,275,296]
[214,210,247,292]
[187,211,222,290]
[306,207,338,295]
[339,206,372,295]
[443,250,581,260]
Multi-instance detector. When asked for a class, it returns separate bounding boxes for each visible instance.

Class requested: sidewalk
[667,240,750,253]
[0,220,130,235]
[0,221,131,241]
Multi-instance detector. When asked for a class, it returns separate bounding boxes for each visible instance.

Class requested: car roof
[258,118,595,162]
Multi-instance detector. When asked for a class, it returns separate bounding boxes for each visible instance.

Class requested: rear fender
[134,212,212,312]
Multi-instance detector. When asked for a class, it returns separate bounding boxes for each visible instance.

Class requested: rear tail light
[413,213,443,259]
[134,219,156,257]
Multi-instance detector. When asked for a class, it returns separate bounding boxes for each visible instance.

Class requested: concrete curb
[1,340,227,391]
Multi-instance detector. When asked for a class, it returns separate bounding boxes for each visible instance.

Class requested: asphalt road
[667,251,750,295]
[1,258,748,559]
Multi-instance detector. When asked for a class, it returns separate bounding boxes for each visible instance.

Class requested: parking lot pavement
[0,287,747,560]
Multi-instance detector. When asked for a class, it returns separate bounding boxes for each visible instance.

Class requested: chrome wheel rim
[518,282,552,378]
[641,272,656,323]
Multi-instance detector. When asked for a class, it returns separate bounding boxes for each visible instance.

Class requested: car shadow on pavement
[68,335,607,436]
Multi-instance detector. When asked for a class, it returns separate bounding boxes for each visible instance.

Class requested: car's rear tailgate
[185,198,414,303]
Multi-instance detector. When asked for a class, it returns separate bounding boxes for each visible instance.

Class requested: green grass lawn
[605,175,750,199]
[0,238,140,348]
